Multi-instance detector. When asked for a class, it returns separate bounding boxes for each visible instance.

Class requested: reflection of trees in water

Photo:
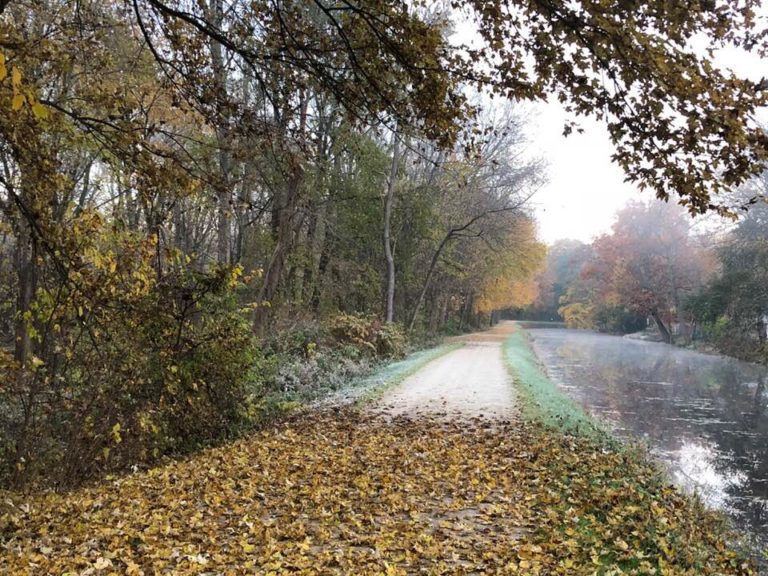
[751,378,765,418]
[531,329,768,536]
[723,376,768,533]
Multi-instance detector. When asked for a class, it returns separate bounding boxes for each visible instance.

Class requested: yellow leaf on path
[31,102,48,119]
[93,557,112,569]
[0,411,756,575]
[11,93,25,111]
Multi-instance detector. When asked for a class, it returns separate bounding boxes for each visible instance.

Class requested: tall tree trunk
[310,227,332,312]
[408,232,452,332]
[651,310,672,344]
[13,222,37,367]
[253,167,304,333]
[383,131,400,323]
[459,293,473,332]
[208,0,232,265]
[304,197,328,306]
[215,145,232,265]
[285,211,309,304]
[440,295,450,329]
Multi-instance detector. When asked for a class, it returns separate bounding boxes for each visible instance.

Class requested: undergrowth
[255,323,462,421]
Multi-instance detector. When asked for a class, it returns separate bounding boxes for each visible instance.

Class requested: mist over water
[527,328,768,551]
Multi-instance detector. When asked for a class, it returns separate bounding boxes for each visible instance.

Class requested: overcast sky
[523,103,646,244]
[521,46,768,246]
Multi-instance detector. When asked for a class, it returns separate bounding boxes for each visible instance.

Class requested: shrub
[374,321,407,358]
[593,305,647,334]
[325,313,406,358]
[0,265,260,488]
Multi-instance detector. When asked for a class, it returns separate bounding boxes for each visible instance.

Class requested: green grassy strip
[504,327,608,439]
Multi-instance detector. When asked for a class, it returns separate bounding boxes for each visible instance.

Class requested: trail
[378,321,518,420]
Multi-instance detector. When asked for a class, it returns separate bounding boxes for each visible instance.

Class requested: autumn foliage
[556,202,713,339]
[0,0,766,498]
[0,411,754,575]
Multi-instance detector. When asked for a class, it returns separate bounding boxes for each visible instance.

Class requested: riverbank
[505,329,757,573]
[503,328,603,437]
[625,326,768,366]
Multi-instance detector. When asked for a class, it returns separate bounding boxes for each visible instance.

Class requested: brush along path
[377,322,519,420]
[0,411,753,575]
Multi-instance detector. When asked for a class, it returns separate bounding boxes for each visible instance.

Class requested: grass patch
[504,327,606,438]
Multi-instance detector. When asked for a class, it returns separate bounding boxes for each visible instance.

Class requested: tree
[525,239,593,321]
[472,217,546,317]
[687,172,768,358]
[461,0,768,213]
[383,130,401,324]
[0,0,767,487]
[404,106,545,332]
[1,1,767,337]
[4,0,760,221]
[563,201,712,340]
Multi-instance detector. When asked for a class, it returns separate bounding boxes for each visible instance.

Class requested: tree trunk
[208,0,232,265]
[408,232,452,333]
[651,310,672,344]
[304,196,328,306]
[13,222,37,367]
[253,168,304,333]
[215,158,232,264]
[757,314,767,344]
[459,293,474,332]
[310,228,332,312]
[383,131,400,323]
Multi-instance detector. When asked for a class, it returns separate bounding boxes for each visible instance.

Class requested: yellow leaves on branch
[475,277,539,315]
[31,101,49,119]
[0,50,49,119]
[559,301,596,329]
[0,411,754,575]
[474,220,546,314]
[11,93,24,111]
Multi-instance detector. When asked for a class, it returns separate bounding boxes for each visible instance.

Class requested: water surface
[527,328,768,551]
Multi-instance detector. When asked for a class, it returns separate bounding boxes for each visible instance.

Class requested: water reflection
[528,328,768,550]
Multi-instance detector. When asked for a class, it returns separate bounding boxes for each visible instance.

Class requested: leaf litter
[0,409,755,575]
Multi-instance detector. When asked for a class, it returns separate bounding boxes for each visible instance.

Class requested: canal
[526,327,768,553]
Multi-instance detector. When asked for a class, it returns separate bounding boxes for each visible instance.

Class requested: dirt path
[377,321,518,420]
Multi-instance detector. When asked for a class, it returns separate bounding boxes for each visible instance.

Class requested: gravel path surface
[377,322,518,420]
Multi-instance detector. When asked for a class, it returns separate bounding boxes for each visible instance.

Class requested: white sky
[520,43,768,245]
[523,103,648,244]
